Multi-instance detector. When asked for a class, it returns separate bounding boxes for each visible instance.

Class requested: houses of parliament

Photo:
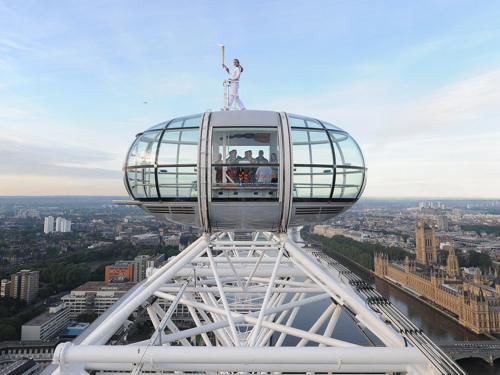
[374,219,500,334]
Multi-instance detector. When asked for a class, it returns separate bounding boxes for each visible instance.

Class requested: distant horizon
[0,195,499,201]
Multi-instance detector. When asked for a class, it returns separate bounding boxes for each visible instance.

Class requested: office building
[21,303,70,341]
[61,281,136,319]
[105,260,134,282]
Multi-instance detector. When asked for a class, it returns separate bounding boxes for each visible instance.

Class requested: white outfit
[227,66,245,109]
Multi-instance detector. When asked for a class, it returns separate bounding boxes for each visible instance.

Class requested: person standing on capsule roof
[222,59,246,110]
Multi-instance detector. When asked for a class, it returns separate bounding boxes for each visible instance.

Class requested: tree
[0,324,17,341]
[467,250,492,268]
[76,312,98,323]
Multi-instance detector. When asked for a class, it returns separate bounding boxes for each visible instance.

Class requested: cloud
[0,37,36,53]
[383,68,500,135]
[365,157,500,198]
[258,67,500,146]
[361,129,500,198]
[256,72,500,198]
[0,138,121,178]
[401,37,453,61]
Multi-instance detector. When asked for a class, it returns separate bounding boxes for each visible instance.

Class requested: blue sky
[1,0,499,198]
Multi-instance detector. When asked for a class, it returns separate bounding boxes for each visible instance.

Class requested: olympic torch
[218,43,225,66]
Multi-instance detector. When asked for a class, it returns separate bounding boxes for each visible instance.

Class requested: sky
[1,0,499,198]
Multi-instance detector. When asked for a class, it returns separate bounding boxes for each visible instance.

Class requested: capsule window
[329,131,365,167]
[210,127,279,200]
[291,129,334,199]
[127,131,162,167]
[157,129,199,165]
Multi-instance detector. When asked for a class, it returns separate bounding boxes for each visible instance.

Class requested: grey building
[133,254,165,282]
[21,303,70,341]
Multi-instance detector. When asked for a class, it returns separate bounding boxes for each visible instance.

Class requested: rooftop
[71,281,137,293]
[22,305,69,327]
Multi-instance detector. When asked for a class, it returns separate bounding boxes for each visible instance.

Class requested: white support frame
[46,232,459,375]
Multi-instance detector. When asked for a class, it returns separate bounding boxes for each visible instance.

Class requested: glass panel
[293,144,312,164]
[288,114,324,129]
[211,128,278,162]
[211,127,279,199]
[291,129,333,165]
[181,115,203,128]
[127,131,161,167]
[293,166,333,198]
[167,114,202,128]
[158,166,197,198]
[333,167,364,198]
[178,144,199,164]
[318,120,343,131]
[157,129,199,165]
[126,168,158,199]
[329,132,364,167]
[165,118,183,129]
[146,120,170,131]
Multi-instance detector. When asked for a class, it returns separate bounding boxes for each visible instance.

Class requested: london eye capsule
[121,110,366,232]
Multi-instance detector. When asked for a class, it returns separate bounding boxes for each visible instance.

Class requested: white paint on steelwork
[45,232,457,375]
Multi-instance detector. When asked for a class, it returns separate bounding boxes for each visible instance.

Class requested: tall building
[133,254,165,282]
[44,216,54,234]
[415,219,437,264]
[1,279,11,297]
[446,247,460,278]
[133,255,149,282]
[62,218,71,232]
[10,270,39,304]
[436,215,449,231]
[55,217,71,232]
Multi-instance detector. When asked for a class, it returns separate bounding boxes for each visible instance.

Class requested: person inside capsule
[225,149,241,183]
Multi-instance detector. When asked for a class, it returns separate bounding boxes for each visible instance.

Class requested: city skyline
[1,1,499,198]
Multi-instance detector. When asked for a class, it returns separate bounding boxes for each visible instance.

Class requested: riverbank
[371,272,498,341]
[308,242,480,341]
[307,235,498,341]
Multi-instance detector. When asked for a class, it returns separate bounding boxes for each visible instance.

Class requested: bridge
[439,341,500,366]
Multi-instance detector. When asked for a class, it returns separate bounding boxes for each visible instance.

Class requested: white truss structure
[46,232,465,375]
